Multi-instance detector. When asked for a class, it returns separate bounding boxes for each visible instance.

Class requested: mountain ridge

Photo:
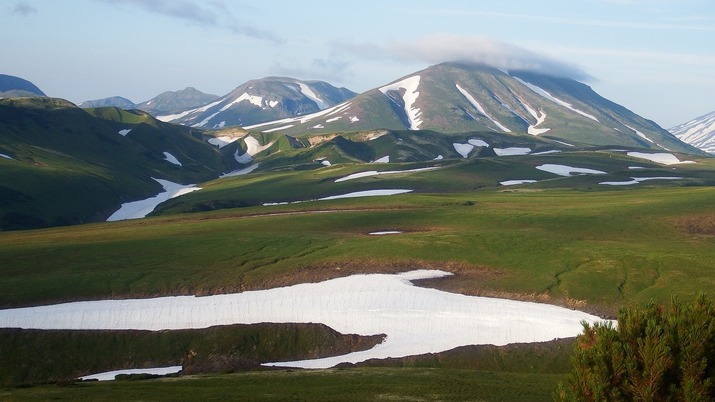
[670,110,715,154]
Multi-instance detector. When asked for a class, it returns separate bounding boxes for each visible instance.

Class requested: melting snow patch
[298,83,328,110]
[627,152,695,165]
[0,270,605,369]
[536,164,607,177]
[106,179,201,221]
[81,366,182,381]
[373,156,390,163]
[263,124,294,133]
[0,153,13,160]
[433,155,443,160]
[326,116,342,123]
[220,163,260,178]
[318,189,411,200]
[599,177,683,186]
[335,167,439,183]
[500,180,538,186]
[531,150,561,155]
[350,116,360,122]
[369,231,402,235]
[625,125,654,144]
[162,152,182,166]
[118,129,131,136]
[321,160,332,166]
[494,147,531,156]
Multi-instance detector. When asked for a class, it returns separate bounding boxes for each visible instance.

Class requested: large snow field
[106,179,201,221]
[0,270,605,369]
[208,135,241,148]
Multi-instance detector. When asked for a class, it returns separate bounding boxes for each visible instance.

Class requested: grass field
[0,368,564,401]
[2,152,715,396]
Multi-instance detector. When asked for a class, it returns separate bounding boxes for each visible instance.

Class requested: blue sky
[2,0,714,127]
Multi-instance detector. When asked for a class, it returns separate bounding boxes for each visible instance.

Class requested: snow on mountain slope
[513,77,599,122]
[670,110,715,153]
[159,77,356,128]
[456,83,510,132]
[379,76,422,130]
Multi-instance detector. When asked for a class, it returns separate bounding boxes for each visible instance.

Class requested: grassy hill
[0,98,236,230]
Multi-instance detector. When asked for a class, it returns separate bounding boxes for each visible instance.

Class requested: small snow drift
[162,152,182,166]
[494,147,531,156]
[335,167,438,183]
[318,189,412,201]
[0,270,606,369]
[368,231,403,235]
[81,366,182,381]
[536,164,607,177]
[599,177,683,186]
[500,180,537,186]
[106,179,201,221]
[0,153,14,160]
[118,129,131,136]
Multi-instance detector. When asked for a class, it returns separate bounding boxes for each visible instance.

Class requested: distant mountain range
[670,110,715,154]
[0,74,46,98]
[79,87,220,115]
[245,63,694,154]
[156,77,357,129]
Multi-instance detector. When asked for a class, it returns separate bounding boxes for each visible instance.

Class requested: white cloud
[341,34,592,81]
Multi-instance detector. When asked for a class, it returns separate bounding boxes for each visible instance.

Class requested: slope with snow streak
[379,76,422,130]
[0,270,605,369]
[455,84,510,132]
[514,77,599,122]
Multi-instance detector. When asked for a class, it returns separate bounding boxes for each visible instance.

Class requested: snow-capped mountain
[670,110,715,154]
[247,63,695,154]
[157,77,356,129]
[136,87,219,115]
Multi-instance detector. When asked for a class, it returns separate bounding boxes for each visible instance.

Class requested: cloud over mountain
[343,34,592,81]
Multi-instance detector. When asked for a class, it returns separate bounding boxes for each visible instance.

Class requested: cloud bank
[95,0,280,43]
[343,34,592,81]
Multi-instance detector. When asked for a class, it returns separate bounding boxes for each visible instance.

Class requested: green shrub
[557,295,715,401]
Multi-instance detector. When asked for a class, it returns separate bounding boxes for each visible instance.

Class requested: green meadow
[2,152,715,399]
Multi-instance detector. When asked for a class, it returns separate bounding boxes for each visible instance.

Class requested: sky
[2,0,714,128]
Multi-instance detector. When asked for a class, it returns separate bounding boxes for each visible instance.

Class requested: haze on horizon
[2,0,714,128]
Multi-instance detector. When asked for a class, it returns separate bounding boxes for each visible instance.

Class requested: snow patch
[369,231,402,235]
[81,366,182,381]
[627,152,695,165]
[599,176,683,186]
[494,147,531,156]
[335,167,439,183]
[516,97,550,135]
[500,180,538,186]
[233,135,276,164]
[350,116,360,123]
[468,139,490,147]
[106,179,201,221]
[0,270,604,369]
[118,129,131,136]
[373,156,390,163]
[453,143,474,158]
[220,163,260,178]
[162,152,182,166]
[321,160,331,166]
[298,83,328,110]
[433,155,443,160]
[379,76,422,130]
[326,116,342,123]
[0,153,13,160]
[536,164,607,177]
[263,124,295,133]
[455,84,510,132]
